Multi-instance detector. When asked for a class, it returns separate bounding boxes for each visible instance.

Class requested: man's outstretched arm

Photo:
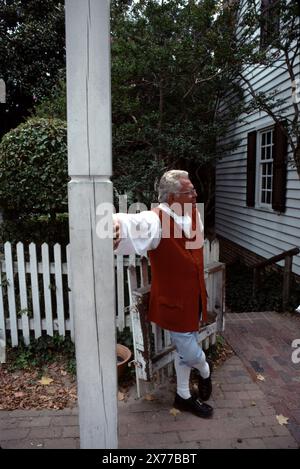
[113,211,161,256]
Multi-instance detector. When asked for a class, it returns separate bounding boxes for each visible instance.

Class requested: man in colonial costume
[114,170,213,418]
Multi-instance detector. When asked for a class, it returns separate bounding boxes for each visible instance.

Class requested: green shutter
[272,122,287,212]
[247,131,257,207]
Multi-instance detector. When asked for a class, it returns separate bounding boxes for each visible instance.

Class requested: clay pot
[117,344,132,379]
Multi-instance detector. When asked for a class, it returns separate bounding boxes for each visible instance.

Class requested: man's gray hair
[158,170,189,203]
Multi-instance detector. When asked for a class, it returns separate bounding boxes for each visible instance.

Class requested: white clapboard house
[216,0,300,277]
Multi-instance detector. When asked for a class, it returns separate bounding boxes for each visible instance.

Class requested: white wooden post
[65,0,117,449]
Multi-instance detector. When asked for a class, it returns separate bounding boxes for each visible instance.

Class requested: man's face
[168,178,197,213]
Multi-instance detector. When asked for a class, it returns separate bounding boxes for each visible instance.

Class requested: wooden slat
[210,333,217,346]
[4,242,18,346]
[54,244,65,337]
[203,337,210,349]
[206,271,214,314]
[151,323,159,353]
[211,270,217,314]
[204,239,210,266]
[140,257,149,287]
[214,266,225,332]
[211,238,219,263]
[41,243,53,336]
[1,260,68,275]
[117,255,125,331]
[0,260,6,363]
[67,245,74,342]
[152,350,176,373]
[129,253,136,267]
[155,325,163,353]
[127,265,137,305]
[205,261,225,274]
[17,242,30,345]
[1,254,141,274]
[2,254,141,275]
[163,330,173,377]
[29,243,42,339]
[6,317,72,332]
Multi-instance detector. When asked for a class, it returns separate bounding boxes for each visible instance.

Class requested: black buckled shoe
[197,360,213,401]
[173,393,213,418]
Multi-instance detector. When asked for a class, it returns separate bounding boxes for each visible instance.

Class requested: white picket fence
[0,239,221,362]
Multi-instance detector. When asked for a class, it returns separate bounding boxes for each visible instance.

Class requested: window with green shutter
[246,124,287,212]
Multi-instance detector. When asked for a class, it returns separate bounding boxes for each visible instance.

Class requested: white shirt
[114,203,204,257]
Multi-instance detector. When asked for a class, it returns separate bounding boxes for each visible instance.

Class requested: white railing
[0,239,221,362]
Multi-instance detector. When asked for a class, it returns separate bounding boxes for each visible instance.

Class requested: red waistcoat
[148,208,207,332]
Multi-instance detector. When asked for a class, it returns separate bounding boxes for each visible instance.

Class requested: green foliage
[0,215,69,245]
[34,79,67,121]
[226,261,300,313]
[206,335,226,362]
[0,0,66,134]
[1,0,246,209]
[7,334,76,375]
[228,0,300,175]
[17,308,33,319]
[0,117,68,217]
[111,0,244,204]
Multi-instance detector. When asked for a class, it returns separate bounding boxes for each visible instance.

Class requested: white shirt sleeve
[113,211,161,256]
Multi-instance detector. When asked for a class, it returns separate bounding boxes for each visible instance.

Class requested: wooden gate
[127,239,225,398]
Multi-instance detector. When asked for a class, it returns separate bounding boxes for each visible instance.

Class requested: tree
[1,0,245,226]
[225,0,300,177]
[0,117,68,217]
[0,0,66,137]
[110,0,244,208]
[34,78,66,121]
[0,117,69,244]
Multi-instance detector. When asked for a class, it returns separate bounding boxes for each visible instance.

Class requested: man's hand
[113,217,121,250]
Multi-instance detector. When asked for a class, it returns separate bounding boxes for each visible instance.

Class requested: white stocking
[192,350,210,379]
[174,352,192,399]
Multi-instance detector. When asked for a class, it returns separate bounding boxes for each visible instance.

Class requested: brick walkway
[0,311,299,449]
[224,311,300,446]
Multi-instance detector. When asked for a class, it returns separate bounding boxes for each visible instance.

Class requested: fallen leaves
[144,393,156,401]
[169,407,181,417]
[256,374,265,381]
[0,361,77,411]
[276,414,289,426]
[38,376,54,386]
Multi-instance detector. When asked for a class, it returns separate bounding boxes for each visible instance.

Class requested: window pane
[261,192,265,204]
[266,146,271,159]
[262,133,266,146]
[266,191,271,204]
[267,177,272,190]
[261,147,265,160]
[262,177,266,189]
[264,163,269,176]
[267,132,271,145]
